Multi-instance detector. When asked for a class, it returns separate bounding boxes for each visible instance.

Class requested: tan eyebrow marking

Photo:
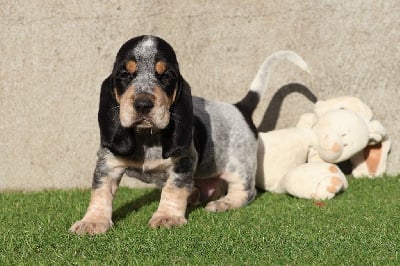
[155,61,167,75]
[126,60,137,74]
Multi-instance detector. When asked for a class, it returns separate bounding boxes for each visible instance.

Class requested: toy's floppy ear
[161,76,193,158]
[351,137,391,178]
[351,119,391,178]
[98,76,136,156]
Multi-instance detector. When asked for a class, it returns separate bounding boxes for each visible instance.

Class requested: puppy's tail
[234,50,310,132]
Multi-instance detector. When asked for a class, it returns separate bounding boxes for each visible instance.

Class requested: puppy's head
[112,35,181,130]
[103,35,193,158]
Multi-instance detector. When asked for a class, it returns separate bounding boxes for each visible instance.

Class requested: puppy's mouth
[132,118,164,136]
[133,118,154,128]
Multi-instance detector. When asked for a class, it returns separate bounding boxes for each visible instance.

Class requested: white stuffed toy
[256,96,391,200]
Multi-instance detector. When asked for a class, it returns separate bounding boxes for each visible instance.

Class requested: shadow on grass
[185,188,268,215]
[255,189,267,199]
[112,189,160,224]
[112,188,268,224]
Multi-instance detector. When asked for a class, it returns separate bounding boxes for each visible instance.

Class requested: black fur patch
[98,77,136,156]
[234,91,259,138]
[173,157,195,189]
[161,78,193,159]
[193,116,207,164]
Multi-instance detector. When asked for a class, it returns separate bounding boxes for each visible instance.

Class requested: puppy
[70,35,308,235]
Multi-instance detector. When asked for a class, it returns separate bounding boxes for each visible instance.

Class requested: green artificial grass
[1,176,400,265]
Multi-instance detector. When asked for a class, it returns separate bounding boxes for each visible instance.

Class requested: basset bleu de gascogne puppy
[70,35,308,235]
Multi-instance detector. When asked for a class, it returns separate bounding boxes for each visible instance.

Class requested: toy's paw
[69,218,113,235]
[312,165,348,200]
[148,212,187,228]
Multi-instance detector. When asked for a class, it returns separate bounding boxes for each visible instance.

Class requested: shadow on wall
[257,83,353,174]
[258,83,317,132]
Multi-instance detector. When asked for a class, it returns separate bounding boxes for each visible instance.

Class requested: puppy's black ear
[98,76,136,156]
[162,77,193,158]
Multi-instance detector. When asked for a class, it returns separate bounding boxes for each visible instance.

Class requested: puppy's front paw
[148,212,187,228]
[69,218,113,235]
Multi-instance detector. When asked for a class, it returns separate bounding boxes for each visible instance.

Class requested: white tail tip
[249,50,310,95]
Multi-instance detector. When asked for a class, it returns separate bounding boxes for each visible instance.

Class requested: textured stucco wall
[0,1,399,190]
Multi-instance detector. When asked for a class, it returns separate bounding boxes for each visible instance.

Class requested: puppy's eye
[120,70,134,79]
[120,70,130,79]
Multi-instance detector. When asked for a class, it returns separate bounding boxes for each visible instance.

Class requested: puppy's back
[192,96,257,179]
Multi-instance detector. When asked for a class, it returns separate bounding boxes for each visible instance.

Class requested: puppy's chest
[124,145,172,186]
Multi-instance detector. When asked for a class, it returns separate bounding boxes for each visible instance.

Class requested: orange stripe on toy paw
[330,176,343,187]
[327,185,338,193]
[329,165,338,173]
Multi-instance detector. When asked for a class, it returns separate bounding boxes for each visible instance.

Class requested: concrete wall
[1,1,399,190]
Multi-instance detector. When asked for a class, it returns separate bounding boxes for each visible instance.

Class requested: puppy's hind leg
[205,171,256,212]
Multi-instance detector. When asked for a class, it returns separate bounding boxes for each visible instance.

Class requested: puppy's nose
[134,98,154,114]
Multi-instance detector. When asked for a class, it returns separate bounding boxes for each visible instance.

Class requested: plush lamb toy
[256,96,391,200]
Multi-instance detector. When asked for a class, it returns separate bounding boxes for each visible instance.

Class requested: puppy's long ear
[162,77,193,158]
[98,76,136,156]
